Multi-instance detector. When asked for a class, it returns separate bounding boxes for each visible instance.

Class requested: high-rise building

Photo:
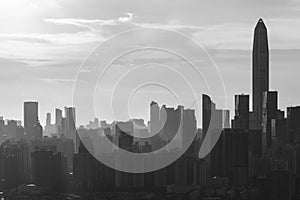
[159,105,181,142]
[73,142,101,190]
[16,126,25,139]
[252,19,269,129]
[61,117,67,136]
[233,94,249,129]
[44,112,56,136]
[210,128,249,186]
[214,109,230,129]
[55,108,62,135]
[32,150,67,190]
[7,120,17,138]
[271,118,287,144]
[64,107,76,140]
[45,112,56,136]
[224,129,249,186]
[210,131,225,178]
[24,101,38,140]
[262,91,278,151]
[202,94,216,136]
[86,118,100,130]
[150,101,160,135]
[287,106,300,144]
[222,110,231,129]
[33,121,43,140]
[0,117,5,141]
[46,113,51,126]
[181,108,197,155]
[0,140,31,189]
[114,121,134,151]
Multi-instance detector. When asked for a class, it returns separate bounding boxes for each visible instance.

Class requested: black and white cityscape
[0,17,300,200]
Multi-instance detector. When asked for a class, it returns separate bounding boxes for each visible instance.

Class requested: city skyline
[0,18,296,135]
[1,1,300,125]
[0,13,300,199]
[0,16,294,129]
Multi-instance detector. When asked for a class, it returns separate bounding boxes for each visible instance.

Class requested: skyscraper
[159,105,181,142]
[55,108,62,135]
[287,106,300,144]
[252,18,269,129]
[32,150,67,190]
[182,108,197,155]
[224,129,249,186]
[46,113,51,126]
[64,107,77,152]
[150,101,160,135]
[202,94,216,136]
[64,107,76,139]
[24,101,38,140]
[33,121,43,140]
[271,118,287,144]
[262,91,278,151]
[233,94,249,130]
[114,121,134,151]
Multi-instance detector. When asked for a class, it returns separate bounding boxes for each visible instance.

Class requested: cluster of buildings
[205,19,300,199]
[0,18,299,200]
[0,103,77,192]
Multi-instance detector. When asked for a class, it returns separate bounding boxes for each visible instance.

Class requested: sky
[1,0,300,126]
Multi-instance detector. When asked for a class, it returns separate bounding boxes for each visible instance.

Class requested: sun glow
[0,0,61,33]
[0,0,37,19]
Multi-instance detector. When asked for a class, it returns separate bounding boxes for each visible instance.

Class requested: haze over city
[1,0,300,126]
[2,1,300,199]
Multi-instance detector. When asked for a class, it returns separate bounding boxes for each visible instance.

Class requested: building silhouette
[24,102,39,140]
[287,106,300,144]
[32,150,67,191]
[1,18,300,199]
[46,113,51,126]
[64,107,77,152]
[33,122,43,140]
[232,94,249,130]
[150,101,160,135]
[252,19,269,129]
[64,107,76,140]
[0,139,31,189]
[262,91,278,152]
[271,118,288,144]
[202,94,216,137]
[55,108,63,135]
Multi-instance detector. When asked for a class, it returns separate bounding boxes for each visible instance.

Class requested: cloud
[45,13,136,30]
[118,12,134,22]
[44,18,117,29]
[0,31,104,66]
[3,13,300,71]
[45,14,205,32]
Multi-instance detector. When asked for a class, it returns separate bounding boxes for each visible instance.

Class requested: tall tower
[55,108,62,135]
[64,107,76,139]
[202,94,216,136]
[150,101,160,135]
[262,91,278,151]
[46,113,51,126]
[252,18,269,129]
[233,94,250,130]
[24,101,38,140]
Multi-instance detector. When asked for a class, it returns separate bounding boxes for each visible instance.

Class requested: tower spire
[252,18,269,129]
